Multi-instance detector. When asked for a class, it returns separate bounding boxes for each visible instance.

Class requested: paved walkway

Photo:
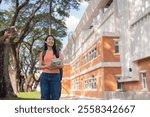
[60,96,97,100]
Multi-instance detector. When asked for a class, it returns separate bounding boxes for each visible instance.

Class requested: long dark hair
[44,35,57,57]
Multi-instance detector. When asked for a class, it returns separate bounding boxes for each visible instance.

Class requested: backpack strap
[42,50,46,65]
[55,48,63,80]
[55,48,59,58]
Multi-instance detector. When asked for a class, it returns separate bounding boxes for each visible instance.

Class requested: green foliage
[0,0,82,76]
[0,10,13,30]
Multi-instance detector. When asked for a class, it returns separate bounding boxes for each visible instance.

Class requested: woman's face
[45,36,54,47]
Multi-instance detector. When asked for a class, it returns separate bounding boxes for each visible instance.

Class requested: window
[75,81,80,90]
[106,0,113,8]
[91,78,97,89]
[83,54,88,64]
[145,0,150,8]
[117,82,123,91]
[84,76,97,90]
[141,72,147,89]
[92,48,97,59]
[114,40,120,54]
[103,0,113,13]
[116,75,123,91]
[89,48,97,61]
[71,81,75,90]
[89,51,92,61]
[85,80,89,89]
[72,80,80,91]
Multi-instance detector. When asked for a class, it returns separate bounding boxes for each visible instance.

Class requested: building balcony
[118,76,139,83]
[130,5,150,27]
[80,1,114,43]
[94,1,114,27]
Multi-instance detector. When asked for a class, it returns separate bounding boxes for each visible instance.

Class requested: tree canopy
[0,0,88,96]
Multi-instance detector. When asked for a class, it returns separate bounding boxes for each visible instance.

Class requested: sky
[62,1,89,50]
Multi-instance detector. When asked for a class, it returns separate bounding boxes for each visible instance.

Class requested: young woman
[38,35,63,100]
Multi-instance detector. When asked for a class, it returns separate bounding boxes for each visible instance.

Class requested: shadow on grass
[15,97,40,100]
[14,96,40,100]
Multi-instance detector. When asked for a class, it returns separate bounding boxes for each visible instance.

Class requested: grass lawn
[17,91,41,100]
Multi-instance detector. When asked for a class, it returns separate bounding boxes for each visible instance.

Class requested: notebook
[51,58,61,65]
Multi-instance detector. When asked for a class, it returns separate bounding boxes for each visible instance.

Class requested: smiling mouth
[47,43,53,45]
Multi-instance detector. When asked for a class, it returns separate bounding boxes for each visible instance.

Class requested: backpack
[42,49,63,80]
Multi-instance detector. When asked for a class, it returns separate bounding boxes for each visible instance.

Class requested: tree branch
[11,0,29,26]
[16,0,19,8]
[17,0,44,44]
[0,0,2,4]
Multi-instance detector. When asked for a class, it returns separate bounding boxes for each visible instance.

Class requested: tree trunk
[4,43,15,98]
[9,68,18,94]
[0,42,16,99]
[9,44,21,94]
[32,80,39,91]
[0,44,6,98]
[17,74,25,92]
[0,29,17,99]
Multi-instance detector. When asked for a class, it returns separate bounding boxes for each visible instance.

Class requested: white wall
[117,0,132,77]
[119,0,150,78]
[131,9,150,61]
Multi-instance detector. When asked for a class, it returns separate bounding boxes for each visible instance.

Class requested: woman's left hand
[49,63,59,69]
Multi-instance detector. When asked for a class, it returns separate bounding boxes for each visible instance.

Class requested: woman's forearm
[49,64,63,69]
[56,64,63,69]
[39,64,49,69]
[38,63,63,70]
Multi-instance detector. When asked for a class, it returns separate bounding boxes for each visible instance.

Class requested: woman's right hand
[36,66,43,70]
[37,64,49,70]
[48,63,58,69]
[37,63,57,70]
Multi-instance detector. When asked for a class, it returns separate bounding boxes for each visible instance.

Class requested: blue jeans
[40,73,61,100]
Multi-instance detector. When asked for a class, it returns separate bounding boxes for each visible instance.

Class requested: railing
[102,2,114,21]
[81,1,114,44]
[131,6,150,27]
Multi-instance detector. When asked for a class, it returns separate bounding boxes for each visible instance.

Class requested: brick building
[61,0,150,99]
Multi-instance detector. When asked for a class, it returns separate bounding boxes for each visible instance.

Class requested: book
[51,58,61,65]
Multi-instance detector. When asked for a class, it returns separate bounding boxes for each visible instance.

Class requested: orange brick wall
[78,36,120,73]
[104,67,121,91]
[62,36,121,98]
[123,57,150,91]
[138,57,150,91]
[61,64,71,95]
[123,82,141,91]
[61,80,71,95]
[102,36,120,62]
[62,64,71,78]
[71,68,104,98]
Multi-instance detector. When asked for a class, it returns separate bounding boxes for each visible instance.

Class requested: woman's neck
[47,46,53,51]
